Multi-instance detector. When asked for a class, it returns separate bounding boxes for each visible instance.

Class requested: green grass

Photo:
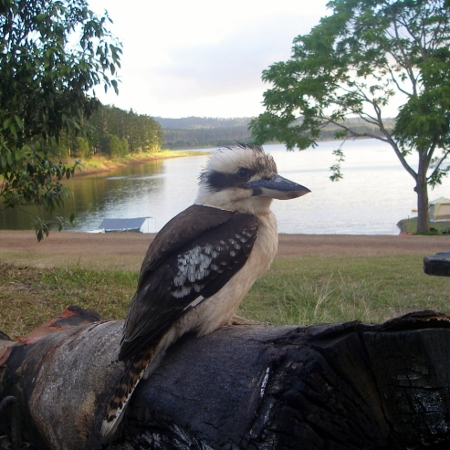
[238,255,450,326]
[0,265,138,337]
[2,253,449,338]
[397,217,450,234]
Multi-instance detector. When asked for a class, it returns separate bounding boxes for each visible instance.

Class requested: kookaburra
[101,144,310,438]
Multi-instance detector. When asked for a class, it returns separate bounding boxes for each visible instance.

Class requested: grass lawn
[240,255,450,325]
[397,217,450,234]
[2,253,449,338]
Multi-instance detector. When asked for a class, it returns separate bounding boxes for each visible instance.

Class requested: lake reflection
[1,140,449,235]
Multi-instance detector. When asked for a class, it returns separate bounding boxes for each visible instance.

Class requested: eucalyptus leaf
[251,0,450,233]
[0,0,122,240]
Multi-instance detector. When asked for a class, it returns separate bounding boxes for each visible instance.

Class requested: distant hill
[155,116,395,150]
[154,117,253,149]
[154,117,252,129]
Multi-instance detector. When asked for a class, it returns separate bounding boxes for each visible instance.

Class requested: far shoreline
[72,149,211,178]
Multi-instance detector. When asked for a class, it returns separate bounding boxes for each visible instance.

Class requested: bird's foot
[231,315,271,326]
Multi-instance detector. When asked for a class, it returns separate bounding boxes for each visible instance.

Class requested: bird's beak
[247,174,310,200]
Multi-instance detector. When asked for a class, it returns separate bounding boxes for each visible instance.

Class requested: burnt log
[2,310,450,449]
[424,250,450,276]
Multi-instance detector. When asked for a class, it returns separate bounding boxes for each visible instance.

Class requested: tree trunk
[3,310,450,449]
[415,151,430,233]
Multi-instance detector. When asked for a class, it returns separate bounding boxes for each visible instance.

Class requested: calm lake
[1,140,449,235]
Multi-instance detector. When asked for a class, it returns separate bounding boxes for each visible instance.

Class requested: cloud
[88,0,329,118]
[138,13,326,119]
[152,13,319,100]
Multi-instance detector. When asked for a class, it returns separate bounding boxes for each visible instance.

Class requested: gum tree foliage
[0,0,121,240]
[50,105,163,159]
[250,0,450,233]
[87,105,163,155]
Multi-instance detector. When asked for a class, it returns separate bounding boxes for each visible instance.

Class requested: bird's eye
[237,168,250,179]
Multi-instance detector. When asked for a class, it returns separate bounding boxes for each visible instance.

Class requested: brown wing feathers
[139,205,235,275]
[102,205,258,438]
[119,206,258,361]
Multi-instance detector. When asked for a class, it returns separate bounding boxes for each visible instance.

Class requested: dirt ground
[1,230,448,261]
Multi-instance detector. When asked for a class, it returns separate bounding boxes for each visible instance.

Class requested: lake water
[1,140,449,235]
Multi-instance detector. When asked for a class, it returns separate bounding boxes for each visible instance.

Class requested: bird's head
[195,144,310,215]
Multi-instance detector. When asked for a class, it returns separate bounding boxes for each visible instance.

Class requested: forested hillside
[52,113,396,156]
[51,105,163,158]
[54,113,395,155]
[156,117,250,129]
[88,106,163,156]
[156,117,252,149]
[156,117,395,149]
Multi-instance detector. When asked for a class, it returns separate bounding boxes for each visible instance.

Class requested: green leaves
[250,0,450,233]
[0,1,122,142]
[88,104,163,155]
[32,214,75,242]
[1,142,82,209]
[330,148,345,182]
[0,0,122,240]
[252,0,450,152]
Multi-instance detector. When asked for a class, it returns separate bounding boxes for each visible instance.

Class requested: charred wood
[1,310,450,449]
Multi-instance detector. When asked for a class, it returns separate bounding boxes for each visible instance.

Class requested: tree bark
[2,310,450,449]
[415,150,430,233]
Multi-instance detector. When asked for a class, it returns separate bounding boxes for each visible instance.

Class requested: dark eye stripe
[203,169,255,191]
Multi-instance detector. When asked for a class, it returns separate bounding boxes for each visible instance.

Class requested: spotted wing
[119,205,258,361]
[138,205,236,275]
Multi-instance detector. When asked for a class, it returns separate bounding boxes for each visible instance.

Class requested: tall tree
[0,0,121,239]
[87,105,163,155]
[250,0,450,233]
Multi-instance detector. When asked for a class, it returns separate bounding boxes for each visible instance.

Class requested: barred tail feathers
[101,347,156,439]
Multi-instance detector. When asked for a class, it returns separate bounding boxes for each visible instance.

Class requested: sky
[87,0,330,119]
